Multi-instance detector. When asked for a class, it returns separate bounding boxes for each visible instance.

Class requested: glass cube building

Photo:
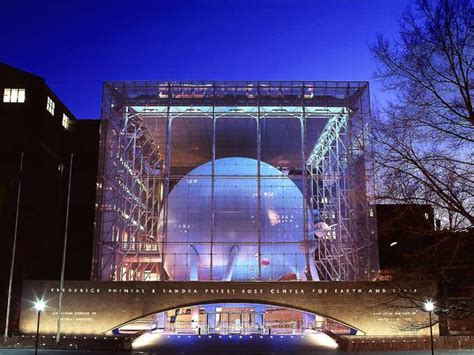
[92,81,379,283]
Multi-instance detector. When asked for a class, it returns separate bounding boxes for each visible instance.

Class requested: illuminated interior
[93,81,378,283]
[120,303,353,337]
[93,81,378,339]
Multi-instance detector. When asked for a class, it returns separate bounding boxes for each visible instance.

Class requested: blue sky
[1,0,409,118]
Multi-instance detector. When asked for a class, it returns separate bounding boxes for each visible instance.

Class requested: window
[3,88,26,103]
[46,96,55,115]
[62,113,69,129]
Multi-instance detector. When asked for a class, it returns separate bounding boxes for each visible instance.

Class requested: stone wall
[19,280,437,336]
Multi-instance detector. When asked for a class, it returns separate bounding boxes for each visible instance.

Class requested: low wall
[20,280,437,337]
[338,335,474,352]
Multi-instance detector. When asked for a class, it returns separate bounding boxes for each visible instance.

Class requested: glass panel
[3,88,11,102]
[11,89,18,103]
[18,89,25,103]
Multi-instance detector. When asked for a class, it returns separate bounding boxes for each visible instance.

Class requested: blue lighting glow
[162,157,316,282]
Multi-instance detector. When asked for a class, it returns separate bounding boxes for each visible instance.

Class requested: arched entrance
[116,302,356,336]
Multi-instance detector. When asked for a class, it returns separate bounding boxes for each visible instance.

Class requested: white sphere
[160,157,314,281]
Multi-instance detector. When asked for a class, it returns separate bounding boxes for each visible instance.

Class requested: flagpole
[56,153,73,342]
[4,152,24,342]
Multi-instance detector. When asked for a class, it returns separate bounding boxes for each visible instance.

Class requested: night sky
[1,0,408,118]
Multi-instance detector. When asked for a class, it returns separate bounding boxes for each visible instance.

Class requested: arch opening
[114,301,358,337]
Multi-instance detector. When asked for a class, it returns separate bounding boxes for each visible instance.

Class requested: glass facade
[92,81,379,283]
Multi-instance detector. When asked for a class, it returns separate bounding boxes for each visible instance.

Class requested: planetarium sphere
[161,157,314,281]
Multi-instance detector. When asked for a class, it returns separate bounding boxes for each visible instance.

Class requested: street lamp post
[34,300,46,355]
[424,300,435,355]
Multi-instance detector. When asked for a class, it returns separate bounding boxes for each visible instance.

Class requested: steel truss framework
[92,81,379,282]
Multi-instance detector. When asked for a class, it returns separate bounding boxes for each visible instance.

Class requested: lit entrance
[130,304,346,352]
[209,306,260,334]
[120,303,354,336]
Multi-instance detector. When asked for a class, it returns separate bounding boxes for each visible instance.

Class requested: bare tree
[371,1,474,335]
[371,0,474,228]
